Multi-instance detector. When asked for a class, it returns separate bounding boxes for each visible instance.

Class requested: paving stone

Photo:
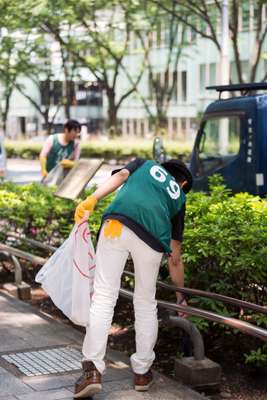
[94,389,146,400]
[23,374,76,391]
[15,388,74,400]
[102,378,133,393]
[103,364,132,382]
[0,372,34,396]
[142,385,206,400]
[0,366,9,374]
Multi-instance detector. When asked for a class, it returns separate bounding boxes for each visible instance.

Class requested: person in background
[73,157,192,399]
[39,119,81,178]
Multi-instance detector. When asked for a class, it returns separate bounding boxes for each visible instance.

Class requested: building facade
[116,3,267,139]
[3,2,267,139]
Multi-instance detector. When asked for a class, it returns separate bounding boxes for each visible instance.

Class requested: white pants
[82,223,163,374]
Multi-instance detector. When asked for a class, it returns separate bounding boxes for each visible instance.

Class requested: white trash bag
[35,221,95,326]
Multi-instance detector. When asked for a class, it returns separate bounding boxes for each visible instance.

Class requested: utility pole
[220,0,230,86]
[219,0,230,154]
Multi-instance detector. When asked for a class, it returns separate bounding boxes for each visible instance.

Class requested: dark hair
[161,159,193,193]
[64,119,81,132]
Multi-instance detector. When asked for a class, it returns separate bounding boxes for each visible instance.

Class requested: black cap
[161,159,193,193]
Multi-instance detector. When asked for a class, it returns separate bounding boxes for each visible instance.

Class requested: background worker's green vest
[104,160,185,253]
[46,135,75,172]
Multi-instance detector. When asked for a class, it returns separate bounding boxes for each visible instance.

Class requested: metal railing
[1,235,267,344]
[123,271,267,342]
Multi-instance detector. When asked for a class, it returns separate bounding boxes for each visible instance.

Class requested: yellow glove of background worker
[39,156,48,178]
[60,159,75,169]
[104,220,123,239]
[75,195,97,224]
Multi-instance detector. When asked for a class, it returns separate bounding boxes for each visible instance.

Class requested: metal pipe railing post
[11,255,22,285]
[168,315,205,361]
[119,288,205,360]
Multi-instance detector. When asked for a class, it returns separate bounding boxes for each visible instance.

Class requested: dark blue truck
[190,83,267,197]
[154,83,267,197]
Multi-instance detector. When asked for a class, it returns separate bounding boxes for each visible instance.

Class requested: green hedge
[0,182,112,246]
[0,178,266,365]
[5,139,192,161]
[184,176,267,305]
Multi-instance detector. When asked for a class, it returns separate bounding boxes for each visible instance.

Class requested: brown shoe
[134,369,153,391]
[74,360,102,398]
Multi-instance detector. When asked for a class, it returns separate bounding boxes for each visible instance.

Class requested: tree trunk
[42,109,52,135]
[2,93,11,136]
[47,122,53,136]
[63,77,71,120]
[155,90,168,135]
[155,113,168,135]
[106,87,119,135]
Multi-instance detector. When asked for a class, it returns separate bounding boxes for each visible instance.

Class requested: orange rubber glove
[40,156,48,178]
[104,220,123,239]
[60,159,75,169]
[75,195,97,224]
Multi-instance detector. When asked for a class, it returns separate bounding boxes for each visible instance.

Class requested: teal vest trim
[104,160,185,253]
[46,135,74,172]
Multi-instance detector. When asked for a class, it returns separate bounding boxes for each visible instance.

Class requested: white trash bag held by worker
[35,221,95,326]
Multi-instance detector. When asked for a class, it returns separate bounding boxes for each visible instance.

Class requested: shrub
[183,175,267,306]
[5,139,192,161]
[182,176,267,366]
[0,182,113,247]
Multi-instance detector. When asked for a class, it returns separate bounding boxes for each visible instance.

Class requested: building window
[209,63,217,86]
[199,64,206,95]
[263,4,267,23]
[264,60,267,80]
[40,80,50,106]
[156,22,161,47]
[133,119,137,135]
[172,118,177,136]
[188,26,197,43]
[241,2,250,31]
[181,118,186,131]
[75,82,102,106]
[140,119,145,137]
[53,81,63,105]
[172,71,178,102]
[230,61,249,83]
[181,71,187,102]
[164,70,169,91]
[199,63,217,94]
[40,80,63,106]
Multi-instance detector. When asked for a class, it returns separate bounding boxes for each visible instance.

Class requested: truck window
[196,116,240,175]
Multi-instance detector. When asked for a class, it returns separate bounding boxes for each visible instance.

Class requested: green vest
[46,135,75,172]
[104,160,185,253]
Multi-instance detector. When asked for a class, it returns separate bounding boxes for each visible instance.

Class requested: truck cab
[189,83,267,197]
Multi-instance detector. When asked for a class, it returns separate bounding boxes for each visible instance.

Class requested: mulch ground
[26,286,267,400]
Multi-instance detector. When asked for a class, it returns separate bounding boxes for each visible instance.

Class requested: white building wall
[116,21,267,139]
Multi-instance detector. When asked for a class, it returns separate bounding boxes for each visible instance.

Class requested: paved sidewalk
[6,158,118,186]
[0,291,206,400]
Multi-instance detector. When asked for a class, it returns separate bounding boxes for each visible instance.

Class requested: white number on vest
[150,166,180,200]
